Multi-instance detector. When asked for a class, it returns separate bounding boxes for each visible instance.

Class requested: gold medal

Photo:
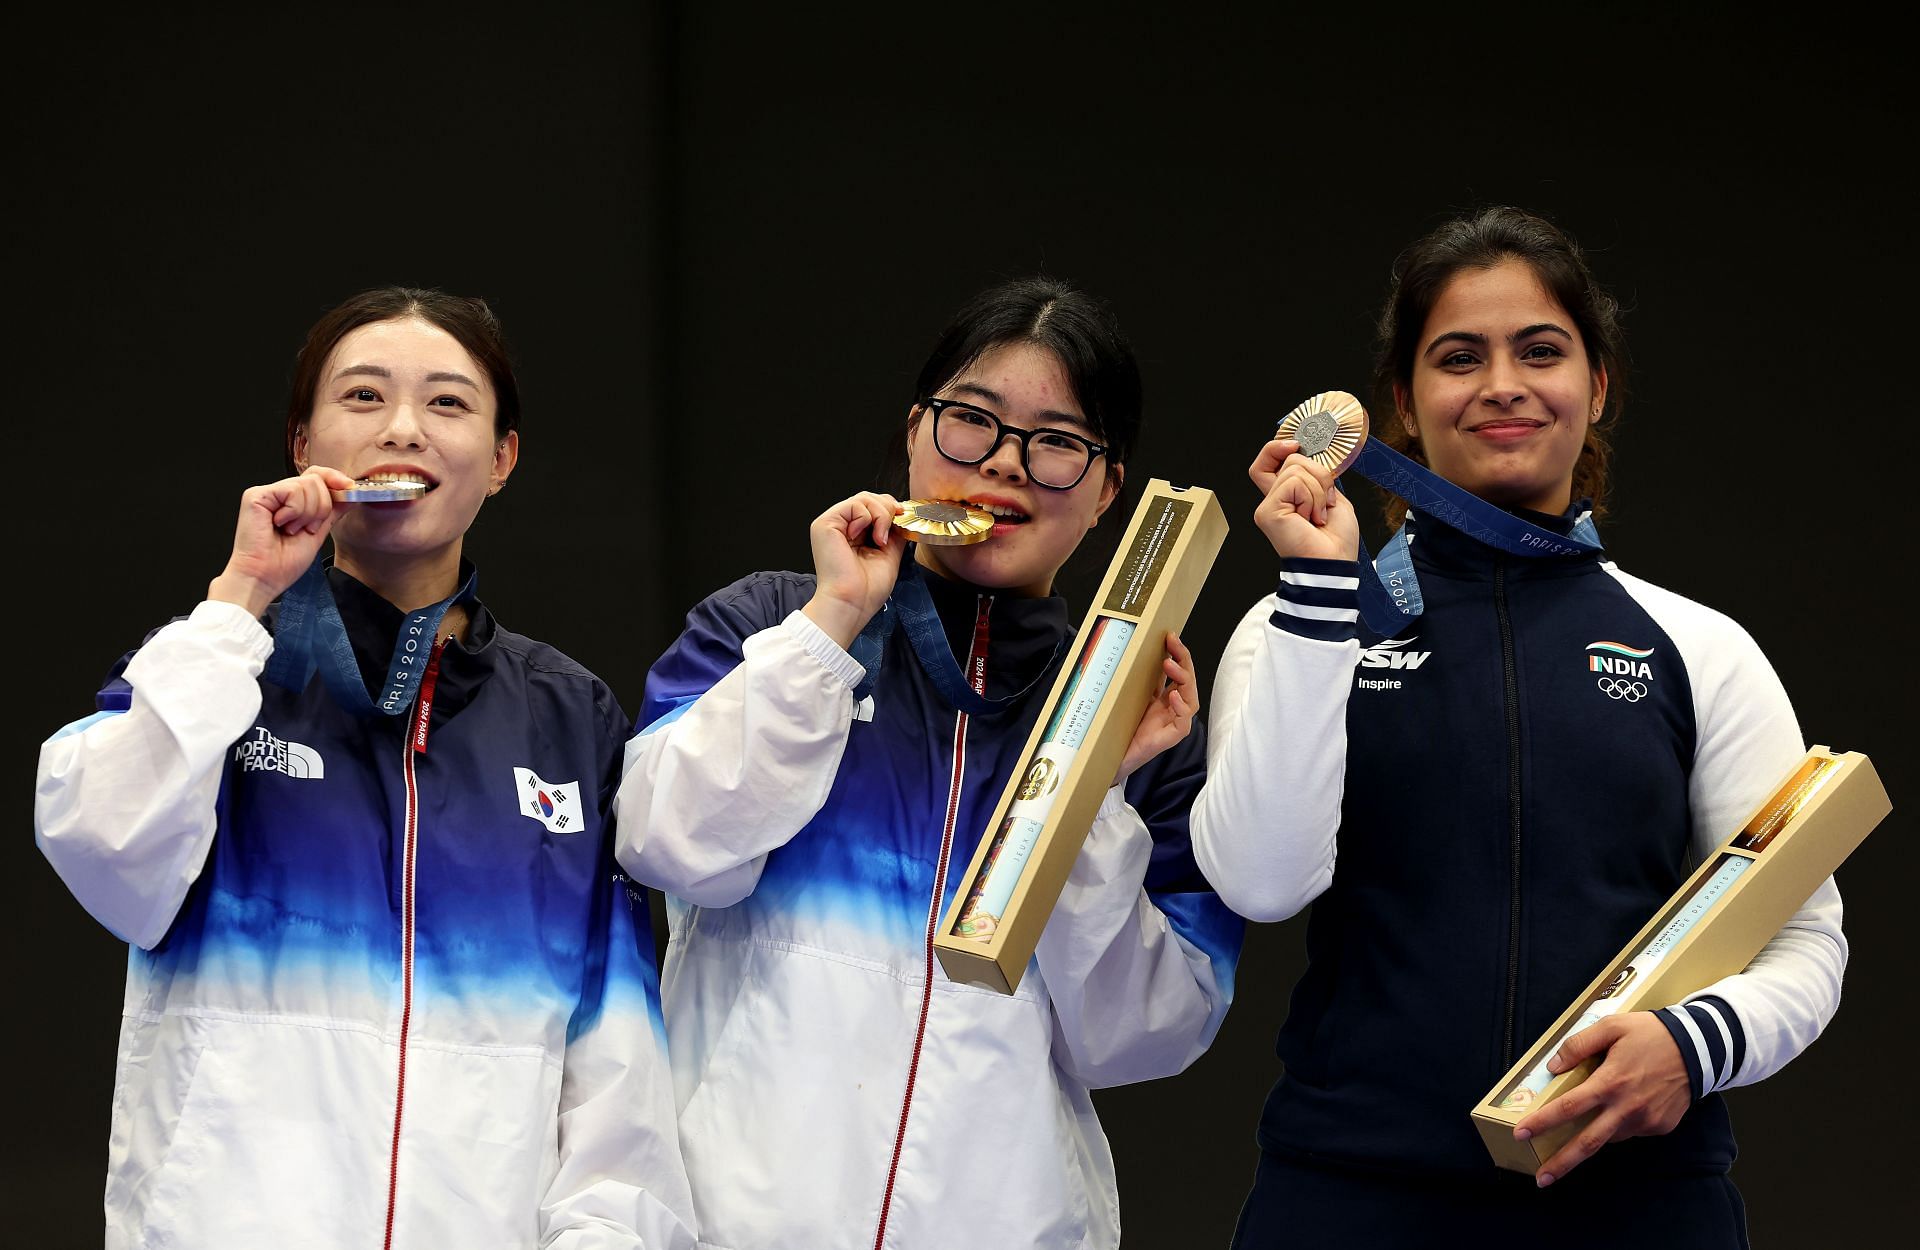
[895,499,995,546]
[1275,391,1369,476]
[332,478,428,503]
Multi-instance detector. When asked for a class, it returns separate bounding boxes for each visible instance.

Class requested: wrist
[208,569,277,618]
[801,594,869,650]
[1270,559,1361,643]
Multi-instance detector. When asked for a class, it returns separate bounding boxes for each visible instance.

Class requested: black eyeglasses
[921,397,1108,491]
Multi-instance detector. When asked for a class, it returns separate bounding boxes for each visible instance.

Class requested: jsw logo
[1589,656,1652,679]
[1360,638,1431,669]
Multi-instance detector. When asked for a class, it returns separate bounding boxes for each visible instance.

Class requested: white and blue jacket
[1192,507,1846,1179]
[36,568,696,1249]
[616,567,1244,1250]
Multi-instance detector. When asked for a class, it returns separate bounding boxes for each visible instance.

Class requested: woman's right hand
[802,491,905,649]
[207,466,358,617]
[1251,437,1360,563]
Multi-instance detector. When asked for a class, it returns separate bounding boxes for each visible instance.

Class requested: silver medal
[333,479,429,503]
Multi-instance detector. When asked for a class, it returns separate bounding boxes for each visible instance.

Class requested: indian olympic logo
[1586,640,1654,678]
[1598,676,1648,701]
[1586,641,1654,703]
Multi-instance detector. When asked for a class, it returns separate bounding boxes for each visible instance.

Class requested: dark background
[10,7,1908,1245]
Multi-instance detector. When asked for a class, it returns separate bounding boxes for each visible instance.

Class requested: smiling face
[292,316,517,579]
[1399,259,1606,516]
[907,342,1121,597]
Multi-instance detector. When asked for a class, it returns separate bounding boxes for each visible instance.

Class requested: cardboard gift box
[933,479,1228,994]
[1472,746,1891,1172]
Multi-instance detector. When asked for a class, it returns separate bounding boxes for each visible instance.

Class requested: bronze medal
[1275,390,1369,476]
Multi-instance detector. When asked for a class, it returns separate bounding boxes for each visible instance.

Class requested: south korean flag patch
[514,766,585,835]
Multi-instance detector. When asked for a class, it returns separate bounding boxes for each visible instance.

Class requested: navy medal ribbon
[1333,438,1604,634]
[849,551,1065,714]
[263,556,477,715]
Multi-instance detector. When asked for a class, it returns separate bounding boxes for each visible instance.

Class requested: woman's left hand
[1513,1010,1693,1187]
[1113,632,1199,787]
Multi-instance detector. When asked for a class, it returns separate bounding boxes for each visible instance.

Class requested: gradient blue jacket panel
[639,568,1243,994]
[101,569,664,1048]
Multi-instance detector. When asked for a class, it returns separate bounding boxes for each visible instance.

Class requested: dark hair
[1370,207,1628,526]
[912,276,1142,475]
[284,287,521,470]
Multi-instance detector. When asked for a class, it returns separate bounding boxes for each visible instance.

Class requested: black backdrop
[10,7,1909,1245]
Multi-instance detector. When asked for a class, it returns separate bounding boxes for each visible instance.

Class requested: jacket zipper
[872,595,992,1250]
[383,637,446,1250]
[1495,558,1524,1069]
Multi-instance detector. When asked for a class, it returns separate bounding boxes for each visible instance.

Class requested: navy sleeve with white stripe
[1656,996,1748,1099]
[1270,558,1360,643]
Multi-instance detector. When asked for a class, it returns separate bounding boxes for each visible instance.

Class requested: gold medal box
[933,479,1229,994]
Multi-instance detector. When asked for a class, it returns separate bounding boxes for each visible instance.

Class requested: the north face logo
[234,727,325,779]
[514,767,585,834]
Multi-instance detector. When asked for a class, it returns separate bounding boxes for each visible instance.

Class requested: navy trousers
[1229,1150,1749,1250]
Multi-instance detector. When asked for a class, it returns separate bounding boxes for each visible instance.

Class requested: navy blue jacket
[1193,507,1843,1181]
[36,567,694,1245]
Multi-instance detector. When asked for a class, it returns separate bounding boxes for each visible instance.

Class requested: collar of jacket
[324,562,497,719]
[914,560,1072,705]
[1406,498,1602,583]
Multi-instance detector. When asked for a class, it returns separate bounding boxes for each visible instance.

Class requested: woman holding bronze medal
[616,277,1243,1248]
[1192,208,1845,1246]
[34,288,695,1247]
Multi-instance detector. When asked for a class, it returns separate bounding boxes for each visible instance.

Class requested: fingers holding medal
[211,465,361,617]
[802,491,910,649]
[802,493,1000,648]
[1252,391,1367,563]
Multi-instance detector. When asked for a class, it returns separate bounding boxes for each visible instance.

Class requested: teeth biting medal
[1275,390,1369,475]
[895,499,996,546]
[332,478,429,503]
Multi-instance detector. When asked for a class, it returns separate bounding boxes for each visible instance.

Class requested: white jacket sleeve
[35,601,271,949]
[1035,769,1242,1089]
[615,610,864,907]
[540,869,698,1249]
[1189,567,1362,923]
[1610,569,1847,1096]
[543,683,699,1249]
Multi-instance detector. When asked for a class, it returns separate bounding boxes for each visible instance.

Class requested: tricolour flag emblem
[513,766,584,834]
[1585,640,1655,679]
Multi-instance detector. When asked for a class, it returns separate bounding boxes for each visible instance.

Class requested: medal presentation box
[1472,747,1891,1172]
[933,480,1228,994]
